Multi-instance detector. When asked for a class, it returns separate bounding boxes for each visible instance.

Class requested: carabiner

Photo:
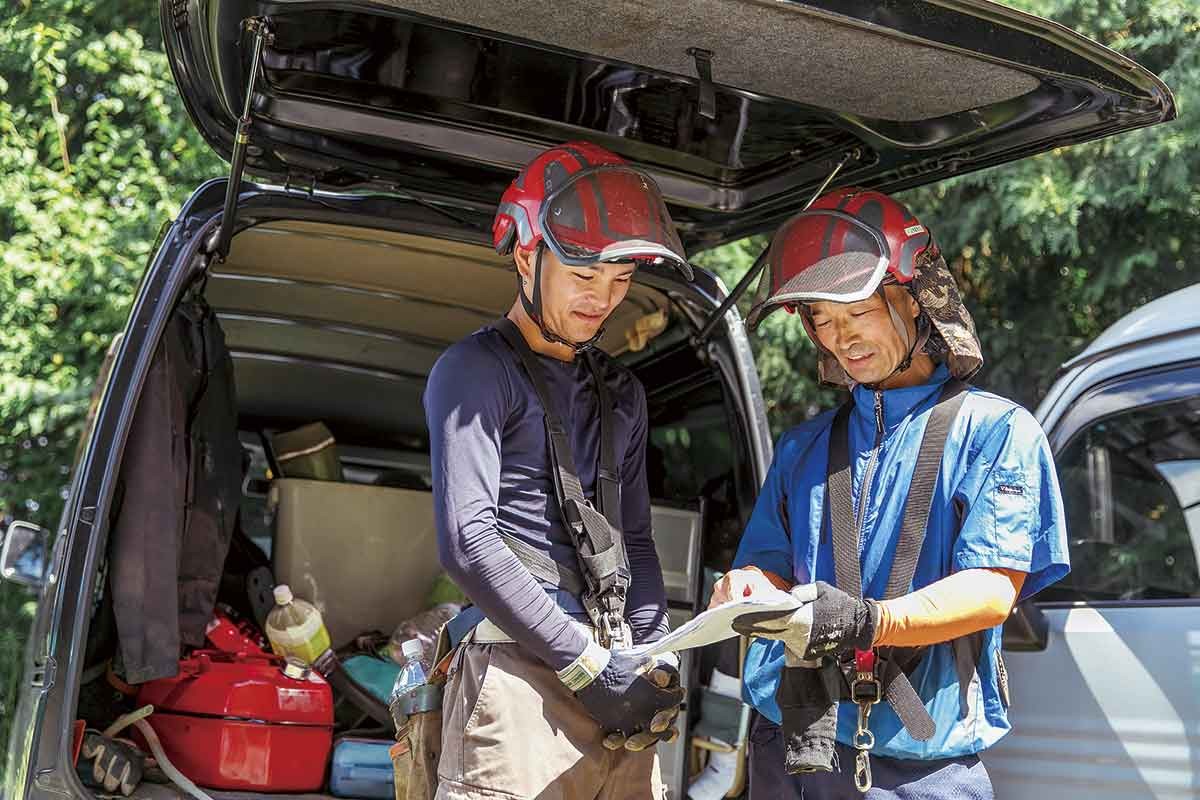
[855,749,873,793]
[853,700,875,793]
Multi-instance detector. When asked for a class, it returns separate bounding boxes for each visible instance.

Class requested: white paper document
[617,589,801,659]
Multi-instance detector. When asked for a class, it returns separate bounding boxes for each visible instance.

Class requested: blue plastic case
[328,738,396,799]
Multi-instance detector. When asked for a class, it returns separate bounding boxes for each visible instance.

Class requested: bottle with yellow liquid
[265,584,331,664]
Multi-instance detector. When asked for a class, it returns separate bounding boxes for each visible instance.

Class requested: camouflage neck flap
[805,246,984,388]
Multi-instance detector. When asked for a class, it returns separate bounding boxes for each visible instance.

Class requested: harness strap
[886,380,968,599]
[493,318,630,643]
[824,379,968,741]
[496,531,585,596]
[584,350,622,531]
[827,403,861,597]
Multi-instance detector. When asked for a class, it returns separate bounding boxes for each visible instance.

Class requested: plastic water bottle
[265,584,332,665]
[388,639,427,734]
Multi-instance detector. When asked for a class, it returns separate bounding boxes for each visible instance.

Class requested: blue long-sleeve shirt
[424,324,669,671]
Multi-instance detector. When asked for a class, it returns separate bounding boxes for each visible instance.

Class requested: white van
[986,283,1200,799]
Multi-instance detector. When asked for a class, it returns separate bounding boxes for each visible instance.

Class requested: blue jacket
[735,364,1069,759]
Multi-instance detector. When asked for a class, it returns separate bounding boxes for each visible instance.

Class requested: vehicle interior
[74,214,762,798]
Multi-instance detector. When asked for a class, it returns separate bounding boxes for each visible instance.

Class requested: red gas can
[136,650,333,791]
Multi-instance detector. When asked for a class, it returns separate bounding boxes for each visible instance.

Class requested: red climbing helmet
[745,187,931,328]
[492,141,692,279]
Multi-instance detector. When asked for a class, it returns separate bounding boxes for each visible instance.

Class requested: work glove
[77,731,144,796]
[576,651,685,751]
[600,653,684,752]
[732,581,877,660]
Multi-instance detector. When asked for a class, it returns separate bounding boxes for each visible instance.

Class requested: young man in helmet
[424,142,692,800]
[712,188,1070,798]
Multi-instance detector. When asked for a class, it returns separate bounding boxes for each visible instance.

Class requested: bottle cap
[401,639,423,660]
[273,584,293,605]
[281,657,311,681]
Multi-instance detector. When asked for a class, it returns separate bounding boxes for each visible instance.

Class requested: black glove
[600,655,684,752]
[576,652,685,745]
[733,581,877,660]
[803,581,877,659]
[77,731,144,796]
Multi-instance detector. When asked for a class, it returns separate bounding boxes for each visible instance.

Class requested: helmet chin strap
[864,285,931,390]
[517,243,606,353]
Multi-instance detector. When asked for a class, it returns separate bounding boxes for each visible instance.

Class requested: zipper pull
[873,391,884,433]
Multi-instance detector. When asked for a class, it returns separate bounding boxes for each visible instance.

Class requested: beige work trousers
[435,642,666,800]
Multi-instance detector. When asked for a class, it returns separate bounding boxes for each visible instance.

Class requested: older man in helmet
[424,142,692,800]
[713,188,1070,798]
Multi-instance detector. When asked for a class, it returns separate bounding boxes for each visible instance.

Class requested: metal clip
[853,700,876,793]
[854,748,873,793]
[597,609,631,649]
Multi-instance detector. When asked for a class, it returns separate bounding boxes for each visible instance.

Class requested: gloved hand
[733,581,877,660]
[77,731,144,796]
[576,651,685,750]
[600,653,683,752]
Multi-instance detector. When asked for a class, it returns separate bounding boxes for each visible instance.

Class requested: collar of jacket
[849,362,953,432]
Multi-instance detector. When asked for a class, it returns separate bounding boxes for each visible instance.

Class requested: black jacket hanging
[108,295,242,683]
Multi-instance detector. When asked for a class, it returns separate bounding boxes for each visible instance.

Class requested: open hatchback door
[162,0,1174,252]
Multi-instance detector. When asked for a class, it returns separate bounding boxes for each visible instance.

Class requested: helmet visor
[541,165,692,278]
[765,210,889,305]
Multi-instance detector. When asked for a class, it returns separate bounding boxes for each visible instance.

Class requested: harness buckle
[597,612,630,649]
[849,648,882,705]
[586,591,630,649]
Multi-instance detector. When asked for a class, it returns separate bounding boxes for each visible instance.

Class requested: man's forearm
[623,529,670,644]
[872,568,1025,648]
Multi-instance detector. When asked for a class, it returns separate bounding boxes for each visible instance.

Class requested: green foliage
[0,0,222,768]
[0,0,221,529]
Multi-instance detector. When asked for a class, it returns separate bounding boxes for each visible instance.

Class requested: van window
[1046,393,1200,602]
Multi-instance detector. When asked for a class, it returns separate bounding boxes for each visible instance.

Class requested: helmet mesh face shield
[747,210,890,329]
[541,165,692,277]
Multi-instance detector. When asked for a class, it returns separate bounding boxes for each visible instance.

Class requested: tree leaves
[0,0,221,529]
[0,4,222,758]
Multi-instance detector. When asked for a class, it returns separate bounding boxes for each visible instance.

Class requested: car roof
[1036,283,1200,436]
[1064,283,1200,370]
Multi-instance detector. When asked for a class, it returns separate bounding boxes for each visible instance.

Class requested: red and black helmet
[493,141,692,279]
[745,187,931,328]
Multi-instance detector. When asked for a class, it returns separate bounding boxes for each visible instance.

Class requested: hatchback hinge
[205,17,274,262]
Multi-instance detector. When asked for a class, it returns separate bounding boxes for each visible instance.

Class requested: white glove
[732,583,818,656]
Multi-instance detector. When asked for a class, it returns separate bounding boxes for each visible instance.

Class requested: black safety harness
[817,378,987,791]
[493,317,632,648]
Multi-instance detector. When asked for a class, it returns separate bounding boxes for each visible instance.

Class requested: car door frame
[1041,357,1200,609]
[0,180,232,800]
[989,356,1200,799]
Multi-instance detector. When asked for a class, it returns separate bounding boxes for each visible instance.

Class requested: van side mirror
[1,520,50,588]
[1002,599,1049,652]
